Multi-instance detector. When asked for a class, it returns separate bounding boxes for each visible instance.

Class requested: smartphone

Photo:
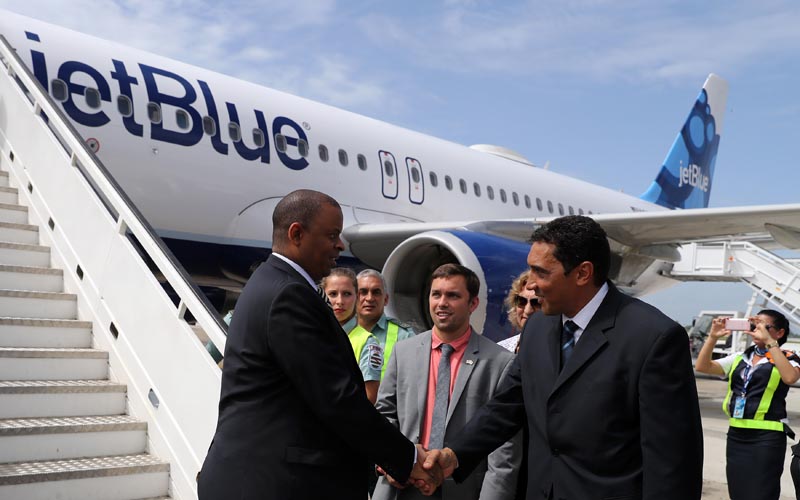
[725,318,751,331]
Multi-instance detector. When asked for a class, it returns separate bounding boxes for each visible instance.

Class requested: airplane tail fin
[639,74,729,209]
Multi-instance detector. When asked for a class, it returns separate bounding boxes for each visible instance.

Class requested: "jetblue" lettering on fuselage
[25,31,309,170]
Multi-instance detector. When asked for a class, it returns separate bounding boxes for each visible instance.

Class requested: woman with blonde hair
[498,270,540,353]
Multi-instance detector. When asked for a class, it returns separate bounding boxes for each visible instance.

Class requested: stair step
[0,454,169,500]
[0,318,92,348]
[0,187,18,205]
[0,265,62,293]
[0,415,147,462]
[0,222,38,245]
[0,380,127,418]
[0,242,49,267]
[0,290,76,320]
[0,348,108,381]
[0,203,27,225]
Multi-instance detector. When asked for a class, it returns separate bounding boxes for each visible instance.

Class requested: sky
[0,0,798,326]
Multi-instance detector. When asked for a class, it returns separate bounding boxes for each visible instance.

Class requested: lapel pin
[465,359,474,365]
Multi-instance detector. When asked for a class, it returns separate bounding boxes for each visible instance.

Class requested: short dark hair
[758,309,791,345]
[530,215,610,286]
[272,189,340,248]
[431,263,480,300]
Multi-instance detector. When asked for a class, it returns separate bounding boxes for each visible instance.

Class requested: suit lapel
[445,330,480,425]
[550,288,620,395]
[414,332,432,438]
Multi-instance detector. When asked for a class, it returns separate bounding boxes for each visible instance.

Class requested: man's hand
[423,447,458,479]
[376,465,407,490]
[409,444,443,496]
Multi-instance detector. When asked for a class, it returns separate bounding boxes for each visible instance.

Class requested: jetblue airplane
[0,10,798,340]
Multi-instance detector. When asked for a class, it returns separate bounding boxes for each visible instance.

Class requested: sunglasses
[515,295,540,308]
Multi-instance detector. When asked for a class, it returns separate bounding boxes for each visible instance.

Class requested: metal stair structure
[0,168,171,499]
[670,240,800,326]
[0,34,228,499]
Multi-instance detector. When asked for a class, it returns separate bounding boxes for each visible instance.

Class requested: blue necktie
[428,343,455,450]
[561,320,578,370]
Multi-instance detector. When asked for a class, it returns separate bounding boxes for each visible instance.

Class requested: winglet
[640,74,729,209]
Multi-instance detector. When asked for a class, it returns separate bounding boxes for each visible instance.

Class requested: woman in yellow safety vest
[695,309,800,500]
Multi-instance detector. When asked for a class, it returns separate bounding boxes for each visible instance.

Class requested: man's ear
[574,261,594,286]
[287,222,304,246]
[469,296,480,314]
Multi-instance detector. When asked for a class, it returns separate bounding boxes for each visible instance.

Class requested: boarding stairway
[669,241,800,326]
[0,36,227,499]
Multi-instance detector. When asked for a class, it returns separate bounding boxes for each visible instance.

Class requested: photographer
[695,310,800,500]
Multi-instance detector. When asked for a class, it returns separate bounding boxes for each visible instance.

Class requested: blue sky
[1,0,798,325]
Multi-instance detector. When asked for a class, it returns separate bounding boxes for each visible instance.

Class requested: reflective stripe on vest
[723,354,784,432]
[348,325,373,361]
[380,322,400,380]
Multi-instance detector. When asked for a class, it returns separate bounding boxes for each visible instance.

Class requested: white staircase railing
[670,241,800,326]
[0,35,226,499]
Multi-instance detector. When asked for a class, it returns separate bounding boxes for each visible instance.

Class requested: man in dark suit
[423,215,703,500]
[199,190,439,499]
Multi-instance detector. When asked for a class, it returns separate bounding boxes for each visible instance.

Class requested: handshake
[378,444,459,496]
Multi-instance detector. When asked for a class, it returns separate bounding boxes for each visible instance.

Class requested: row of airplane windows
[55,81,593,216]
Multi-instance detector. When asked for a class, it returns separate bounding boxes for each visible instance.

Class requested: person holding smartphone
[695,309,800,500]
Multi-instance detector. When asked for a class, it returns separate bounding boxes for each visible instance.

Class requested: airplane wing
[343,203,800,268]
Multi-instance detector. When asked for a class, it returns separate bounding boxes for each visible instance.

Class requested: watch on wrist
[765,340,779,350]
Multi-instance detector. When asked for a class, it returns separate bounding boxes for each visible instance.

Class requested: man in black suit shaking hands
[199,190,439,499]
[425,215,703,500]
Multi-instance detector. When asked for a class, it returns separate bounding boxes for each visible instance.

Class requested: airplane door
[379,150,399,199]
[406,157,424,204]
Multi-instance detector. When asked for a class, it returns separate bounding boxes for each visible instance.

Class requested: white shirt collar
[272,252,318,290]
[562,282,609,343]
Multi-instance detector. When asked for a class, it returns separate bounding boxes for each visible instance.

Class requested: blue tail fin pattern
[640,74,729,209]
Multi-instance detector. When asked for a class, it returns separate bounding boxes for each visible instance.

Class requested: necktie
[560,320,578,370]
[428,343,455,450]
[317,286,331,307]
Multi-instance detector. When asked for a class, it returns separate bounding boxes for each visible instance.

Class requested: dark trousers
[791,444,800,500]
[727,427,786,500]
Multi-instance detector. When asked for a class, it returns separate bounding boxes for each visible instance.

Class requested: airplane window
[147,102,162,124]
[202,116,216,136]
[319,144,329,162]
[116,95,132,117]
[51,79,68,102]
[229,122,242,143]
[459,179,467,194]
[547,200,553,213]
[383,159,394,176]
[578,208,584,215]
[558,203,564,215]
[473,182,481,197]
[536,198,543,211]
[298,139,309,157]
[275,133,287,152]
[253,129,265,148]
[429,172,438,187]
[445,175,453,191]
[588,210,593,214]
[568,206,575,215]
[85,87,101,109]
[358,154,368,171]
[339,149,349,166]
[500,189,507,203]
[512,192,519,206]
[176,109,190,130]
[411,166,421,182]
[524,195,531,209]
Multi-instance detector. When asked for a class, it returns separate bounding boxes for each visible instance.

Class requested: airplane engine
[382,230,532,341]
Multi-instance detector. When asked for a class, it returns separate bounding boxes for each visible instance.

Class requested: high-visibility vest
[723,353,789,432]
[347,325,373,361]
[381,322,400,380]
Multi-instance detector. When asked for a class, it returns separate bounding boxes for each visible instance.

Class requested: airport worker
[198,189,441,500]
[344,269,415,379]
[373,263,521,500]
[792,443,800,500]
[498,270,541,353]
[322,267,384,403]
[695,310,800,500]
[422,215,704,500]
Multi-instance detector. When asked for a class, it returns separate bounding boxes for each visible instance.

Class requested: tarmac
[696,375,798,500]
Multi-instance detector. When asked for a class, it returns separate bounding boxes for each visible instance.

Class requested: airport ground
[696,375,798,500]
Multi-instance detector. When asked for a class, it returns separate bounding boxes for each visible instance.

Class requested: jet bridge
[0,35,226,499]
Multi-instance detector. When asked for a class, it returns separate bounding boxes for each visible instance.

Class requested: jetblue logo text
[677,163,709,192]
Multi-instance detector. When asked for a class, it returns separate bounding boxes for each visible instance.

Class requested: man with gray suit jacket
[373,263,521,500]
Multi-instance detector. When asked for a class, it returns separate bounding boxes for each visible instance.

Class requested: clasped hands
[379,444,459,496]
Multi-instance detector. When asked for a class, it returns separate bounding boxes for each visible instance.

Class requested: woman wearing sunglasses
[695,309,800,500]
[498,270,541,353]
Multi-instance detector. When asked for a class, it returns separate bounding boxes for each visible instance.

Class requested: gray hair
[357,269,387,291]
